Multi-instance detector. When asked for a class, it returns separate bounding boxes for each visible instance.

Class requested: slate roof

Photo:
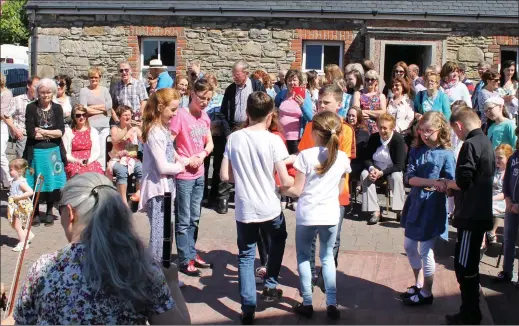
[25,0,519,18]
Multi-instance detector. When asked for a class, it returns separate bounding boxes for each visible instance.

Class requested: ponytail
[312,111,343,175]
[316,130,340,175]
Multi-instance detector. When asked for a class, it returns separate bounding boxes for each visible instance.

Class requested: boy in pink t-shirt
[169,80,214,276]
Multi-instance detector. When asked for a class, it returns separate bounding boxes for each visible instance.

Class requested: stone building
[26,0,518,97]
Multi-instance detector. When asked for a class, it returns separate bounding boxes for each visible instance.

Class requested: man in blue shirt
[149,59,173,90]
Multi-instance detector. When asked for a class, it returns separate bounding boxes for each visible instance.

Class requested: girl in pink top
[169,79,214,276]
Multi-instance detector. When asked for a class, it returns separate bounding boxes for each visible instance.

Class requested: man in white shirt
[409,64,426,93]
[220,92,293,325]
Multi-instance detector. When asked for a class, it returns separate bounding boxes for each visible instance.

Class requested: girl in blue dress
[400,111,456,306]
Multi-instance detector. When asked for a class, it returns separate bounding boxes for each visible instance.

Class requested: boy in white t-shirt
[220,92,294,325]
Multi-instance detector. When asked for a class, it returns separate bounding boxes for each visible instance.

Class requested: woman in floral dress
[354,69,387,134]
[63,104,103,179]
[13,173,190,325]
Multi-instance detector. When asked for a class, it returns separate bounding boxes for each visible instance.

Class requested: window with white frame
[302,41,343,73]
[140,38,176,80]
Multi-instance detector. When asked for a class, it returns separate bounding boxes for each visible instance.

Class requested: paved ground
[0,190,518,324]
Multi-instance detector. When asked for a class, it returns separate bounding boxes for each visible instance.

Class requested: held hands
[368,168,383,182]
[188,155,204,169]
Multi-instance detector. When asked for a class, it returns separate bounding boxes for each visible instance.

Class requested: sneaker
[486,232,497,244]
[402,291,434,306]
[12,242,29,252]
[179,260,201,277]
[194,254,212,269]
[399,285,421,299]
[262,287,282,302]
[367,212,380,225]
[326,305,340,320]
[27,232,35,244]
[293,303,313,318]
[240,312,255,325]
[255,266,267,284]
[44,214,54,227]
[494,271,513,283]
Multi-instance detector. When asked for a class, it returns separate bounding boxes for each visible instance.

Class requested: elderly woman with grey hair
[12,173,191,325]
[23,78,66,226]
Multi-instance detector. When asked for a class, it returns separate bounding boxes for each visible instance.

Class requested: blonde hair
[142,88,180,143]
[311,111,343,175]
[0,73,6,88]
[88,66,103,78]
[324,64,343,84]
[9,158,34,177]
[413,111,452,148]
[495,144,513,160]
[377,113,396,130]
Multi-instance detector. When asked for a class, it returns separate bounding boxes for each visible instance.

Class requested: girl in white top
[283,111,351,320]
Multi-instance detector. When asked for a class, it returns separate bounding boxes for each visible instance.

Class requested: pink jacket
[138,126,184,212]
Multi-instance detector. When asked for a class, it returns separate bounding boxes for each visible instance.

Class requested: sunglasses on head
[119,68,130,73]
[75,113,86,119]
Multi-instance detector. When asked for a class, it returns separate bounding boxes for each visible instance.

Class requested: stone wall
[37,25,131,97]
[447,35,518,80]
[34,14,518,99]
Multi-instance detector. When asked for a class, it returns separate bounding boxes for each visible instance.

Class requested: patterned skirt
[7,197,33,226]
[26,147,67,193]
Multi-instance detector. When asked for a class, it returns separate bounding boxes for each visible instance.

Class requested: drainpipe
[29,9,38,76]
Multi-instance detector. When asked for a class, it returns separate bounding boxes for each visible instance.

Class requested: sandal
[129,193,140,202]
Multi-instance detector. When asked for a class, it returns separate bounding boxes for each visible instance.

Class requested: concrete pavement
[1,193,517,324]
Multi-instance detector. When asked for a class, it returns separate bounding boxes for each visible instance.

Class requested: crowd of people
[0,55,518,325]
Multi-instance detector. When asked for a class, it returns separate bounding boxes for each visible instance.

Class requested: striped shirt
[110,77,148,113]
[6,93,34,134]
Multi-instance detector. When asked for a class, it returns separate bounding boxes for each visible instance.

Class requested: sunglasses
[119,68,130,73]
[365,78,377,82]
[395,70,405,74]
[75,113,87,119]
[56,82,66,87]
[490,79,500,82]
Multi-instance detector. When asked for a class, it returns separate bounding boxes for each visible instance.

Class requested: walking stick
[162,192,172,268]
[2,174,44,321]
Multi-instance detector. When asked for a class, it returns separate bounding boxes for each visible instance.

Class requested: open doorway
[383,44,432,85]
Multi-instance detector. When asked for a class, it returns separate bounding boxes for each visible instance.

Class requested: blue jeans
[296,224,338,306]
[310,205,345,276]
[175,176,204,265]
[112,161,143,185]
[503,211,519,275]
[236,213,287,314]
